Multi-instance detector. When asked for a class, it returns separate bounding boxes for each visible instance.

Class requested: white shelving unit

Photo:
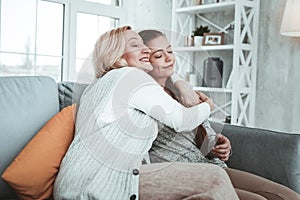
[171,0,260,126]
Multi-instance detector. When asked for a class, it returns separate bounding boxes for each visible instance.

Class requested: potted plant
[193,25,210,46]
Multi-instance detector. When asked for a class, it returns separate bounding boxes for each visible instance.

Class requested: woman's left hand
[174,80,201,107]
[212,134,232,161]
[195,91,214,111]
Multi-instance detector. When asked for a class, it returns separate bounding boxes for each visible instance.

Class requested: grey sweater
[149,121,227,168]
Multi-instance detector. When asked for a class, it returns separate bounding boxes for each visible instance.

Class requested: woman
[139,29,300,200]
[53,26,239,200]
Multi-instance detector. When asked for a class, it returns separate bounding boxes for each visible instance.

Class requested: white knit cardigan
[53,67,210,200]
[53,67,161,200]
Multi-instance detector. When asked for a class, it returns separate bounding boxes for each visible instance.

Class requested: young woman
[139,29,300,200]
[53,26,239,200]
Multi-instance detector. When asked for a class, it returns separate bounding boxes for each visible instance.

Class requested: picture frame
[202,32,224,45]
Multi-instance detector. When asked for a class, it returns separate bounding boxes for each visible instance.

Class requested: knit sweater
[53,67,211,200]
[149,121,227,168]
[149,85,224,167]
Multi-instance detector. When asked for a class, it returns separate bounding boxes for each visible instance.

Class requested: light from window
[0,0,63,81]
[1,0,36,53]
[36,1,63,56]
[75,12,118,79]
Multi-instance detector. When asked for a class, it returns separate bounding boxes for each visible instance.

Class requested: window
[0,0,124,82]
[68,0,124,82]
[74,13,119,83]
[0,0,63,81]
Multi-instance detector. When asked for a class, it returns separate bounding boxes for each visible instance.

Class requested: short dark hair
[138,29,165,45]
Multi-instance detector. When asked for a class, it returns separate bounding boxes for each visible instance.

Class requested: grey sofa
[0,76,299,199]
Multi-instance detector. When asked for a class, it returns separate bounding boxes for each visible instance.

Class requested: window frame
[63,0,125,81]
[64,0,125,81]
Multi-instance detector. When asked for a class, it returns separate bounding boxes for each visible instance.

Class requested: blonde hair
[93,26,131,78]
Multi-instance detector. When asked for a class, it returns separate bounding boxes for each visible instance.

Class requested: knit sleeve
[125,69,210,132]
[170,73,184,84]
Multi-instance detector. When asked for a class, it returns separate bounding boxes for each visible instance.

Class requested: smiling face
[121,30,153,72]
[146,35,176,83]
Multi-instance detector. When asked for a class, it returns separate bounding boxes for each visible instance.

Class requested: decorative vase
[189,73,198,87]
[191,0,202,6]
[202,57,223,88]
[184,35,194,46]
[194,36,203,46]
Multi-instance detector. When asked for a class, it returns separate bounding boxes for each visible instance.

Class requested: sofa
[0,76,299,199]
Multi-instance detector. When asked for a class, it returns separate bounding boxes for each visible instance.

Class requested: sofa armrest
[211,122,300,194]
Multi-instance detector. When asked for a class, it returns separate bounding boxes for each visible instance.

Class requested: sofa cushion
[58,82,88,110]
[213,123,300,194]
[0,76,59,199]
[2,104,75,200]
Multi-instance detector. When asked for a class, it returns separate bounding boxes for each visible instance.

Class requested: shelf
[209,117,227,123]
[174,45,234,52]
[173,0,260,126]
[193,87,232,93]
[193,87,251,94]
[241,44,252,50]
[176,2,235,14]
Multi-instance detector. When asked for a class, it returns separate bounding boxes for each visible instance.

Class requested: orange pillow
[1,104,76,200]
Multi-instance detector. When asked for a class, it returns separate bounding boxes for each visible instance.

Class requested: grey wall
[125,0,172,33]
[255,0,300,133]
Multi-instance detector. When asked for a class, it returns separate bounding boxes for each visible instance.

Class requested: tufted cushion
[58,82,88,111]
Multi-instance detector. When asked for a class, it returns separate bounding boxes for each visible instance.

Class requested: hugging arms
[53,26,239,200]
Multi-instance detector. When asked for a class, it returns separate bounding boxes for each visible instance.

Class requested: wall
[124,0,172,34]
[255,0,300,133]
